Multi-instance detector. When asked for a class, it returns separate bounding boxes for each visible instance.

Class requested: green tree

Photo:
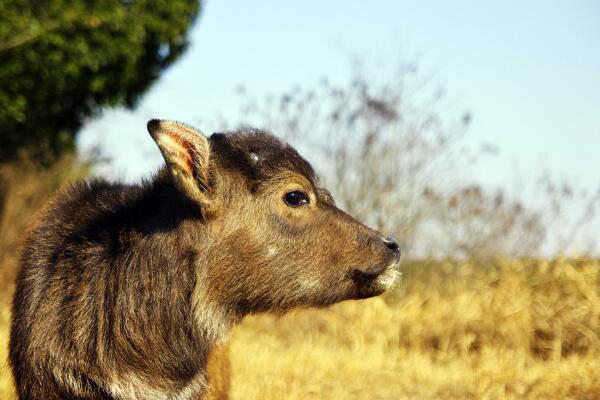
[0,0,200,163]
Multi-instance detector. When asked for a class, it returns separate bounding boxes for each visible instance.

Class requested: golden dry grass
[228,259,600,400]
[1,299,16,399]
[0,161,599,399]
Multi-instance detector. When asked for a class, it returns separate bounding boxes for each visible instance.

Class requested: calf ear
[147,119,213,207]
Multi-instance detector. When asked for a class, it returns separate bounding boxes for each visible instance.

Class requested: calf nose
[382,235,401,258]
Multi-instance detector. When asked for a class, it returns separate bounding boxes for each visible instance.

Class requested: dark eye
[283,190,309,207]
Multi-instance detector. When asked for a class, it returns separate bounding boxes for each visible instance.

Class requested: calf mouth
[351,260,402,299]
[376,260,402,289]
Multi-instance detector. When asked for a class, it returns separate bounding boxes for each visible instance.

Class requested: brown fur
[9,120,400,399]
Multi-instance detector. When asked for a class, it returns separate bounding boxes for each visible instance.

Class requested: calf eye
[284,190,309,207]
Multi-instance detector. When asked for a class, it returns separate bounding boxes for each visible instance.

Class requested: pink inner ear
[166,131,195,174]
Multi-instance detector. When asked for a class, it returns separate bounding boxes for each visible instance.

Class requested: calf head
[148,119,401,315]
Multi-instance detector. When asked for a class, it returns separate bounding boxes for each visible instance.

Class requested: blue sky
[78,0,600,251]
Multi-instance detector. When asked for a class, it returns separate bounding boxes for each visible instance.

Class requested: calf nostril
[382,235,400,256]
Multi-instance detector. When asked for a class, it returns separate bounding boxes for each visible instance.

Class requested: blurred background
[1,1,599,399]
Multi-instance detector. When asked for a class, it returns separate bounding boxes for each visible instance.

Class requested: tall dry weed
[232,66,600,258]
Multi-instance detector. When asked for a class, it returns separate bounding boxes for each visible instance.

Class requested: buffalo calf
[9,120,401,399]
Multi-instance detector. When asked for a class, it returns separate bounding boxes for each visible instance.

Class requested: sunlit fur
[9,126,399,399]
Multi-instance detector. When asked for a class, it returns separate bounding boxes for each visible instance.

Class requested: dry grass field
[0,162,599,399]
[227,259,600,400]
